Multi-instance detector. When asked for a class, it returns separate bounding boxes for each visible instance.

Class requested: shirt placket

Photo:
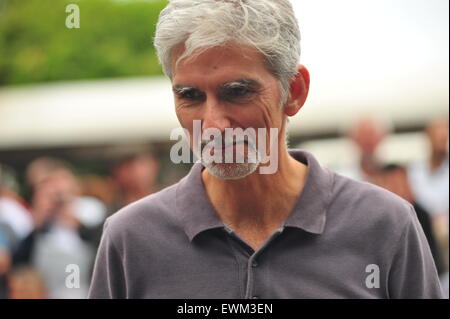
[224,225,284,299]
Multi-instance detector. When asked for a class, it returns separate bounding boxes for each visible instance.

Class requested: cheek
[234,99,283,134]
[259,99,283,129]
[258,82,284,128]
[175,109,199,149]
[175,107,195,130]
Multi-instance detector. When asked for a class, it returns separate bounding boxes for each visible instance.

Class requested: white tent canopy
[0,75,448,150]
[0,77,178,149]
[1,0,448,150]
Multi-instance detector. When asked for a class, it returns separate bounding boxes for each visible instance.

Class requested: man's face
[171,44,286,179]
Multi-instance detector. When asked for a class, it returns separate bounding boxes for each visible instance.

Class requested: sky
[293,0,448,80]
[291,0,449,122]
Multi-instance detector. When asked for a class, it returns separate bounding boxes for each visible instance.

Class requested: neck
[202,148,308,230]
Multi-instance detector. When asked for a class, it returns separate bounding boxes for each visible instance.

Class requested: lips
[220,140,247,150]
[202,140,247,152]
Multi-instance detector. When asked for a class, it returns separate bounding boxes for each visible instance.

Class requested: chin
[204,162,260,180]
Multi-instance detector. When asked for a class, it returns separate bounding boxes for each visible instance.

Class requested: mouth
[220,140,248,151]
[202,140,249,152]
[200,135,258,159]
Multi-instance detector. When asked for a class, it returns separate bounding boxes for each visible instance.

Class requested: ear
[284,65,310,117]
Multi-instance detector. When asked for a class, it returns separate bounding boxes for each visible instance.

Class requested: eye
[183,89,204,100]
[175,88,205,101]
[222,86,256,103]
[230,87,250,97]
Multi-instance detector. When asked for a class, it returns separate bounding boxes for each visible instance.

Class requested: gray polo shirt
[88,150,443,299]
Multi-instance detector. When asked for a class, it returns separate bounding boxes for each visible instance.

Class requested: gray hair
[154,0,301,106]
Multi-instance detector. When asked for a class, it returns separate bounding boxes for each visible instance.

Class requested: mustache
[199,135,256,151]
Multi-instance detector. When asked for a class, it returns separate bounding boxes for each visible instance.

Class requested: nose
[202,97,231,133]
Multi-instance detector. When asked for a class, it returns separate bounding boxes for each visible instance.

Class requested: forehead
[171,44,276,86]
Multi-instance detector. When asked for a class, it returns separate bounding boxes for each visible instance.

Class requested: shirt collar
[176,149,334,242]
[282,149,334,234]
[176,161,224,242]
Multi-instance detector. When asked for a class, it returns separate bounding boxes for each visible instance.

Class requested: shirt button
[252,296,260,299]
[252,261,258,268]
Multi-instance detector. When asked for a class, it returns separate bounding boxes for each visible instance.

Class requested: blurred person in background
[14,157,107,298]
[7,266,47,299]
[0,164,34,245]
[111,152,160,211]
[409,118,449,218]
[408,117,449,290]
[0,164,34,299]
[380,164,443,275]
[80,174,117,215]
[0,224,13,298]
[337,116,391,184]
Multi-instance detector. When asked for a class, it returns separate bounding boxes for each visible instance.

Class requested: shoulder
[328,170,416,235]
[104,182,181,243]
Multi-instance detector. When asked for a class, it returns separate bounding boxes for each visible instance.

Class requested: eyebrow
[220,78,261,90]
[172,78,261,94]
[172,85,196,95]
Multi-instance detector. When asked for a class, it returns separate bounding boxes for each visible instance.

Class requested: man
[380,164,443,275]
[336,116,391,184]
[0,164,33,298]
[409,118,449,219]
[408,117,449,293]
[110,152,160,211]
[89,0,442,298]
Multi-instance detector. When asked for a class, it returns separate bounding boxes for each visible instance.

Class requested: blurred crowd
[0,152,160,298]
[0,116,448,299]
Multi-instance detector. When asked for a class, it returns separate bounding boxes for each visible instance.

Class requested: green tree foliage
[0,0,167,86]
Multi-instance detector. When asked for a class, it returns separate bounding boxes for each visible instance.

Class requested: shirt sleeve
[88,218,126,299]
[388,205,444,299]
